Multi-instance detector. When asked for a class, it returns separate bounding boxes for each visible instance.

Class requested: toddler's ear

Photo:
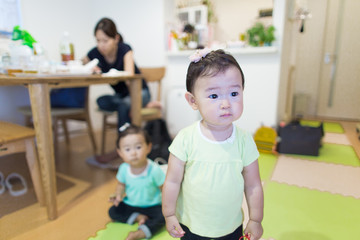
[185,92,198,110]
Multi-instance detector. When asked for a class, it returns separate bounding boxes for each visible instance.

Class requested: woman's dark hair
[94,17,123,43]
[186,49,245,93]
[116,124,151,149]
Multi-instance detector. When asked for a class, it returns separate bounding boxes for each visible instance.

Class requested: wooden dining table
[0,73,143,220]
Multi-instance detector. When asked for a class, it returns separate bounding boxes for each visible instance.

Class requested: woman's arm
[123,50,135,74]
[243,160,264,240]
[162,153,186,238]
[82,56,90,64]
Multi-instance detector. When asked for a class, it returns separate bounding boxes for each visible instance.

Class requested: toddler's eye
[231,92,239,97]
[209,94,218,99]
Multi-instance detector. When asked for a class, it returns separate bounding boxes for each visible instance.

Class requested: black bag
[144,119,172,163]
[277,120,324,156]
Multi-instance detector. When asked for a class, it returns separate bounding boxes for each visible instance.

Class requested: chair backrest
[139,67,166,102]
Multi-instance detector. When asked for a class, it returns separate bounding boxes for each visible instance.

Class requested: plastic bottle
[59,31,74,62]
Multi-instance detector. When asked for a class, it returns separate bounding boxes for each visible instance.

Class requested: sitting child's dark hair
[116,124,151,149]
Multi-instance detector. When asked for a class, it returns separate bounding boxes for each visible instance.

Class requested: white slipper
[0,172,5,195]
[5,172,28,197]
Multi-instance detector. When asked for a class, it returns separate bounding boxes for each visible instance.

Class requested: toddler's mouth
[220,113,232,117]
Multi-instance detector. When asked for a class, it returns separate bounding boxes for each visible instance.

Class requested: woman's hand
[92,65,102,74]
[165,215,185,238]
[244,219,263,240]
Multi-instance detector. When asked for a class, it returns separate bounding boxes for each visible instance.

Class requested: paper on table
[68,58,99,74]
[102,68,130,77]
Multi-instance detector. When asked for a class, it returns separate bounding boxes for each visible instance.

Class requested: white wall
[0,0,166,128]
[0,0,287,133]
[212,0,273,42]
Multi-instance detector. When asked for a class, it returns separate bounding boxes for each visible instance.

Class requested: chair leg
[61,118,70,146]
[85,114,97,155]
[101,114,108,155]
[25,138,45,206]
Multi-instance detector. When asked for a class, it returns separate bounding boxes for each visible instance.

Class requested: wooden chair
[18,87,97,155]
[100,67,166,154]
[0,121,45,205]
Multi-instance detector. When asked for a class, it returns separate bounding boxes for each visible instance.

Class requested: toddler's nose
[220,99,230,109]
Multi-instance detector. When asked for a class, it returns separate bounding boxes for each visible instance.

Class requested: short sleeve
[116,163,127,183]
[168,129,188,162]
[241,131,260,167]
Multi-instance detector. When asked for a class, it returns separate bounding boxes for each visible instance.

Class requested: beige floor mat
[323,132,351,145]
[271,155,360,198]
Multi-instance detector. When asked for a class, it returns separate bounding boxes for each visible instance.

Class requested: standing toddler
[162,49,264,240]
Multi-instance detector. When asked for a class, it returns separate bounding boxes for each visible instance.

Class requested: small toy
[254,126,277,154]
[239,233,251,240]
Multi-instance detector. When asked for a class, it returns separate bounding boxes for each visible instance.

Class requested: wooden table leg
[28,83,58,220]
[129,78,142,126]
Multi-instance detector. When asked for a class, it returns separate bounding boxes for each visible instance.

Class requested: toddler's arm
[162,153,186,238]
[109,182,125,207]
[243,160,264,240]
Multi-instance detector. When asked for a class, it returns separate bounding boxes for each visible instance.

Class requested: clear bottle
[1,52,11,74]
[59,31,74,63]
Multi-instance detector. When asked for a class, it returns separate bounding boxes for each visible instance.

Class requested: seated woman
[83,17,151,163]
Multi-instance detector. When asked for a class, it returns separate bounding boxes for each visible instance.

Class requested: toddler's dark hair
[116,124,151,149]
[186,49,245,93]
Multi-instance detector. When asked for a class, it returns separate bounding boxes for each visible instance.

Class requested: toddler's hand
[108,193,122,207]
[244,219,263,240]
[165,215,185,238]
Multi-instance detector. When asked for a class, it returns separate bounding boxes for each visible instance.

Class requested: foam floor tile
[271,155,360,198]
[262,182,360,240]
[323,132,351,145]
[89,222,173,240]
[258,153,278,181]
[286,143,360,167]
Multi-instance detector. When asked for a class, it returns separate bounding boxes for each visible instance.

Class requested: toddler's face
[188,66,244,128]
[117,133,151,168]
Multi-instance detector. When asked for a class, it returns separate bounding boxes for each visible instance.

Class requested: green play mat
[262,182,360,240]
[89,223,172,240]
[300,120,344,133]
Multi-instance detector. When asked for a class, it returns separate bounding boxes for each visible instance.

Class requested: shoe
[5,172,28,197]
[0,172,5,195]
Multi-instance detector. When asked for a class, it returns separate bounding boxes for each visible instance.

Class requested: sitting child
[108,123,166,240]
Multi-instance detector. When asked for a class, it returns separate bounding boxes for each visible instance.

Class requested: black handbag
[277,120,324,156]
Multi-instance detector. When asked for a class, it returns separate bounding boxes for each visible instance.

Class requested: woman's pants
[97,89,151,130]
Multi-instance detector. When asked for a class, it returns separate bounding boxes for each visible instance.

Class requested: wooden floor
[0,120,359,240]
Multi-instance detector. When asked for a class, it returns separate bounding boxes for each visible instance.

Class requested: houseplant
[247,22,275,46]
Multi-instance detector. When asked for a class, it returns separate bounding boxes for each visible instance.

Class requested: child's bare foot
[126,229,146,240]
[135,214,148,225]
